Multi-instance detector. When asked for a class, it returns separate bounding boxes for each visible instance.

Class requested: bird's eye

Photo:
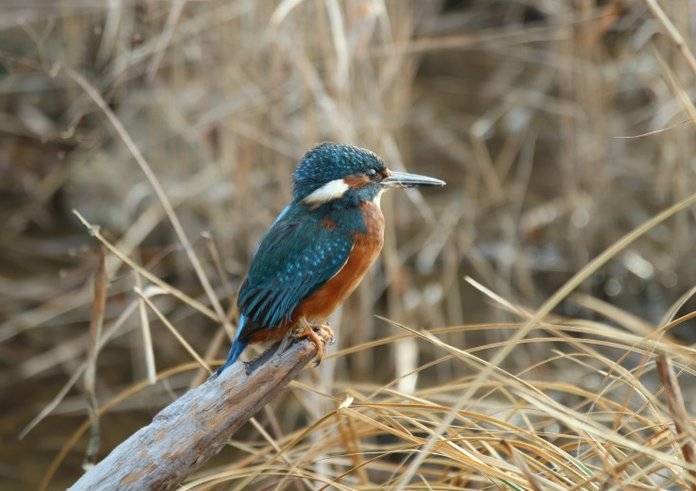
[366,169,377,177]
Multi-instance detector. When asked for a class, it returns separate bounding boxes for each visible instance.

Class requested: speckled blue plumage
[239,203,358,329]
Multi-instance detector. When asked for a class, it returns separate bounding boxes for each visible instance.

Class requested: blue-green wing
[236,205,353,340]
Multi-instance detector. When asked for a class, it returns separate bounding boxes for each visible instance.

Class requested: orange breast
[294,201,385,322]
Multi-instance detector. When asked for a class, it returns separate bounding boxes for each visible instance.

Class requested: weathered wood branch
[69,339,317,491]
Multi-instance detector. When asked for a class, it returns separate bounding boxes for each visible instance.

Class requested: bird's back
[236,201,378,343]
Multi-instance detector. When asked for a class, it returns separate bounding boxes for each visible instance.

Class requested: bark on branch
[69,339,317,491]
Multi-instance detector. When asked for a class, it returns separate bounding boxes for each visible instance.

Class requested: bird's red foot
[295,320,334,366]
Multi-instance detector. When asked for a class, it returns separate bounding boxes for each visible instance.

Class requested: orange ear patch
[344,175,371,188]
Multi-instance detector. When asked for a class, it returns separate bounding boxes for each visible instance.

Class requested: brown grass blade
[657,353,696,489]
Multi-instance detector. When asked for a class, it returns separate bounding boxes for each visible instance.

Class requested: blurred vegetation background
[2,1,696,489]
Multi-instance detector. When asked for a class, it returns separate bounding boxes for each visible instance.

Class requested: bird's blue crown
[292,142,386,202]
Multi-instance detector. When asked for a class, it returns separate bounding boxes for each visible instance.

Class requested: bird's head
[292,142,445,208]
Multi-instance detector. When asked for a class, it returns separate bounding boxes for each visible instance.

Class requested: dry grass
[2,1,696,490]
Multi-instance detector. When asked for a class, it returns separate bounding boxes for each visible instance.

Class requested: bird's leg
[294,318,330,366]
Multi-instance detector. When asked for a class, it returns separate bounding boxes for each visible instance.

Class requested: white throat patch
[374,188,385,208]
[302,178,349,206]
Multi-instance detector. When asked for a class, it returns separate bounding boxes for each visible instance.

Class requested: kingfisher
[217,142,445,374]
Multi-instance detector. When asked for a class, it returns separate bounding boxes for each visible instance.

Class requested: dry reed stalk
[82,247,107,465]
[656,353,696,489]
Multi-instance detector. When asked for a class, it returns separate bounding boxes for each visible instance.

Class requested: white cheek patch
[303,178,349,205]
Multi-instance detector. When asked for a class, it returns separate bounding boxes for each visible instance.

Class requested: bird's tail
[216,315,249,375]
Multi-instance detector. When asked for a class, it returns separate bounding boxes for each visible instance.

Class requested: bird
[217,142,445,374]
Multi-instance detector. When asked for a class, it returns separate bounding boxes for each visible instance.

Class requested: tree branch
[69,339,317,491]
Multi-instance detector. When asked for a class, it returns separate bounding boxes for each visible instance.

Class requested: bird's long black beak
[381,170,446,188]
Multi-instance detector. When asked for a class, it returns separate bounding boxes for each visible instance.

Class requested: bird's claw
[294,320,334,366]
[316,322,335,346]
